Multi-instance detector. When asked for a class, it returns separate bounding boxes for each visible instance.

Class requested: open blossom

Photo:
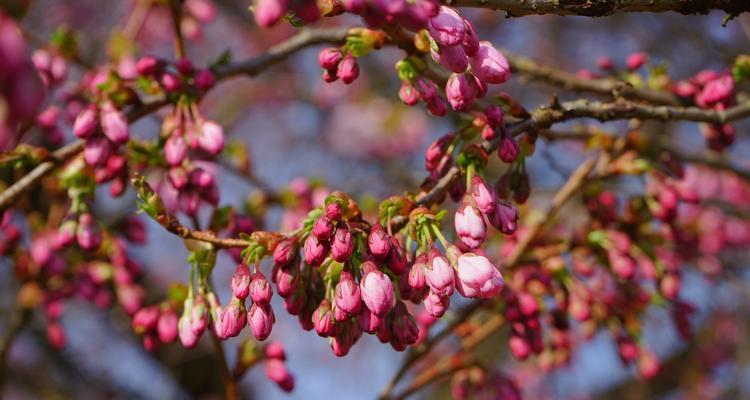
[359,263,395,317]
[455,202,486,249]
[426,251,455,297]
[455,254,503,299]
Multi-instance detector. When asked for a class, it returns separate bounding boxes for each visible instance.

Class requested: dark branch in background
[503,51,682,106]
[447,0,750,17]
[0,308,31,393]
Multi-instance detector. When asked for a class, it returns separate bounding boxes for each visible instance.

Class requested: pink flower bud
[318,48,342,70]
[490,200,518,235]
[132,305,160,334]
[509,334,530,360]
[696,74,734,107]
[312,300,336,337]
[392,302,418,346]
[232,263,251,299]
[485,104,504,128]
[47,321,66,349]
[431,44,469,73]
[331,227,355,262]
[367,224,391,259]
[194,69,215,91]
[250,271,273,305]
[399,82,420,106]
[334,270,362,315]
[446,72,478,111]
[165,135,187,166]
[264,359,295,392]
[284,288,306,315]
[198,120,224,155]
[135,56,161,76]
[337,55,359,84]
[414,78,438,100]
[330,322,361,357]
[470,41,510,85]
[626,52,648,71]
[157,308,179,343]
[637,349,660,379]
[609,251,635,279]
[76,213,101,251]
[253,0,287,27]
[312,216,335,240]
[454,202,486,249]
[100,103,129,144]
[597,56,614,70]
[248,303,275,341]
[178,308,201,348]
[455,253,503,299]
[274,263,300,297]
[356,307,382,333]
[303,234,328,266]
[175,59,193,75]
[84,136,113,166]
[498,135,520,163]
[461,18,479,56]
[517,292,538,316]
[273,238,298,266]
[408,254,428,291]
[471,176,496,215]
[73,107,98,139]
[386,237,407,275]
[161,72,182,92]
[426,251,454,297]
[189,167,214,189]
[423,291,449,317]
[428,6,466,47]
[359,263,395,318]
[265,342,286,360]
[426,95,448,116]
[215,297,247,339]
[56,219,77,248]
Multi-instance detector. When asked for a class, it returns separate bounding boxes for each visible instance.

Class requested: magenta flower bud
[399,82,420,106]
[461,18,479,56]
[215,297,247,339]
[264,359,295,392]
[697,74,734,107]
[425,133,454,172]
[455,253,503,299]
[356,308,382,333]
[337,55,359,84]
[56,219,77,248]
[509,334,530,360]
[318,48,343,70]
[76,213,101,251]
[73,107,98,139]
[360,263,395,317]
[334,271,362,315]
[312,300,336,337]
[517,292,538,316]
[490,200,519,235]
[426,95,448,117]
[273,238,298,267]
[165,135,187,166]
[498,135,520,163]
[392,302,418,346]
[609,252,636,279]
[135,56,161,76]
[284,288,306,315]
[597,56,614,70]
[626,52,648,71]
[454,202,486,249]
[386,237,407,275]
[100,103,129,144]
[248,303,275,341]
[333,303,348,321]
[83,136,112,166]
[312,216,335,240]
[250,272,273,305]
[175,59,193,75]
[423,291,449,317]
[232,263,251,299]
[157,308,179,343]
[331,227,355,263]
[47,321,66,349]
[325,202,342,221]
[168,167,188,190]
[446,72,478,111]
[265,342,286,360]
[330,322,361,357]
[367,224,391,259]
[425,251,455,297]
[480,125,497,141]
[408,254,428,291]
[414,78,438,100]
[274,263,300,298]
[431,44,469,73]
[303,234,328,266]
[471,176,496,215]
[428,6,465,47]
[132,305,160,334]
[198,120,224,155]
[322,68,337,83]
[470,41,510,85]
[638,349,660,379]
[194,69,215,91]
[253,0,287,26]
[189,167,214,189]
[485,104,504,128]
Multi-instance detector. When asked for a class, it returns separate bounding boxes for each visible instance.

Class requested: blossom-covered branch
[448,0,750,17]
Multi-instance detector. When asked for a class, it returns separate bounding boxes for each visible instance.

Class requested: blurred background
[3,0,750,399]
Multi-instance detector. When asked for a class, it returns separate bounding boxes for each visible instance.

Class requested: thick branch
[447,0,750,17]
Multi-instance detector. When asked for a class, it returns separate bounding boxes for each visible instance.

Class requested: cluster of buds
[341,0,439,30]
[180,0,217,40]
[0,13,45,150]
[135,56,216,96]
[674,70,736,151]
[318,48,360,84]
[32,48,68,88]
[451,367,521,400]
[132,303,180,351]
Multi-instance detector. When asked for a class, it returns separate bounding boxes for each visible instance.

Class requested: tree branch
[447,0,750,17]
